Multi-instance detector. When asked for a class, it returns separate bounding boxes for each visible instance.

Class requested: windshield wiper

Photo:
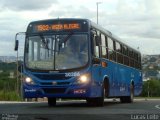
[59,32,74,49]
[39,34,49,50]
[63,32,74,43]
[60,32,74,44]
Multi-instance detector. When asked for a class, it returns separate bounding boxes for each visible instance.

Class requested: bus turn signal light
[101,61,107,67]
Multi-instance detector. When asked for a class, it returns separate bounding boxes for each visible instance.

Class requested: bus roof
[28,18,140,54]
[90,21,140,54]
[29,18,89,24]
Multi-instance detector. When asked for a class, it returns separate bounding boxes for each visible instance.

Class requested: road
[0,99,160,120]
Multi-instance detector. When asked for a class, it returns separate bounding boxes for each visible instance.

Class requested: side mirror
[95,36,100,46]
[92,57,101,64]
[14,40,19,51]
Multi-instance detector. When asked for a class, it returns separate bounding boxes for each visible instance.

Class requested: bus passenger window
[128,50,133,67]
[116,42,123,64]
[102,47,107,58]
[101,34,107,58]
[116,42,121,52]
[108,37,114,61]
[101,34,106,47]
[112,41,116,61]
[108,37,113,50]
[138,54,141,69]
[123,46,129,66]
[93,35,100,58]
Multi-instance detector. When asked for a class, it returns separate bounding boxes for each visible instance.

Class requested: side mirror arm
[14,32,26,51]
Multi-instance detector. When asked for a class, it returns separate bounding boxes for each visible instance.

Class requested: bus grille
[34,74,71,80]
[41,82,70,86]
[43,88,66,94]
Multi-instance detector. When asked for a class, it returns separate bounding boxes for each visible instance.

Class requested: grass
[0,91,22,101]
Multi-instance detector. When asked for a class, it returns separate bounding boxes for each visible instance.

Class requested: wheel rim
[103,87,105,97]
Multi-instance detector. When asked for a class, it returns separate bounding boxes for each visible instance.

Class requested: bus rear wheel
[120,84,134,103]
[48,97,56,107]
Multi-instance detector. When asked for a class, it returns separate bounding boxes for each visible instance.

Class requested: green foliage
[0,70,21,101]
[141,79,160,97]
[0,91,21,101]
[0,62,16,71]
[0,71,16,90]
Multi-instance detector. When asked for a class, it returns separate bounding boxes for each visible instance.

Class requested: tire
[97,96,104,106]
[120,84,134,103]
[104,79,109,97]
[86,85,104,107]
[86,97,104,106]
[86,98,95,106]
[48,97,56,107]
[130,84,134,103]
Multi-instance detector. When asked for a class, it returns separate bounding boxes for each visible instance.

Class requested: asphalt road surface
[0,99,160,120]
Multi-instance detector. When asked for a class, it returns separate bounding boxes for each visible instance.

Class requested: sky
[0,0,160,56]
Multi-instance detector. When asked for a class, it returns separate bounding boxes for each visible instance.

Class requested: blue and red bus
[14,18,142,106]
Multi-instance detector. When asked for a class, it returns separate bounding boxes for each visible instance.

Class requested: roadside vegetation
[0,62,21,101]
[0,62,160,101]
[141,79,160,97]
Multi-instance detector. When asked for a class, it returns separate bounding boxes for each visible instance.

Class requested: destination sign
[35,23,81,32]
[27,19,89,33]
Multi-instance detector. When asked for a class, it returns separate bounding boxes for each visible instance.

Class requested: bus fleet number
[65,72,80,77]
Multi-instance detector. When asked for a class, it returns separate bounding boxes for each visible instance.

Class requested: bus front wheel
[48,97,56,107]
[86,97,104,106]
[86,86,104,106]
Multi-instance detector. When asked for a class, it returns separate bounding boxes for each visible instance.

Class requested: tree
[141,79,160,97]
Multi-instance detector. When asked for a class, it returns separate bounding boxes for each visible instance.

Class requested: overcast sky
[0,0,160,56]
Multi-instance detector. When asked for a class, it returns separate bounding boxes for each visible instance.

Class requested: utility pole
[16,46,19,95]
[14,32,25,99]
[96,2,102,24]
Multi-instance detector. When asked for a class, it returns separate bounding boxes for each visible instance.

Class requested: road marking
[155,105,160,110]
[0,101,43,104]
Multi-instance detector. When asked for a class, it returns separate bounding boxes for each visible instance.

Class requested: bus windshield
[25,34,89,71]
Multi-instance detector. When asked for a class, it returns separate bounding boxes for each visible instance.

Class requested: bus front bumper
[23,83,102,98]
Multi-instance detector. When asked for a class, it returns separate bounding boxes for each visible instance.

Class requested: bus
[14,18,142,106]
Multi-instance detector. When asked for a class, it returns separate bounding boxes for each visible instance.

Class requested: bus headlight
[79,75,88,83]
[24,76,35,85]
[74,74,91,84]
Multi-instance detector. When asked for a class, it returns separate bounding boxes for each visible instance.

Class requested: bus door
[91,32,102,96]
[107,38,117,96]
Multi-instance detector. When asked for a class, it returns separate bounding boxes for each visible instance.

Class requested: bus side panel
[100,59,113,96]
[102,60,117,97]
[91,64,104,97]
[101,60,142,97]
[113,63,128,97]
[115,63,142,97]
[133,70,142,96]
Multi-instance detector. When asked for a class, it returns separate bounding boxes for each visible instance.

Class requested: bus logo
[52,81,57,85]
